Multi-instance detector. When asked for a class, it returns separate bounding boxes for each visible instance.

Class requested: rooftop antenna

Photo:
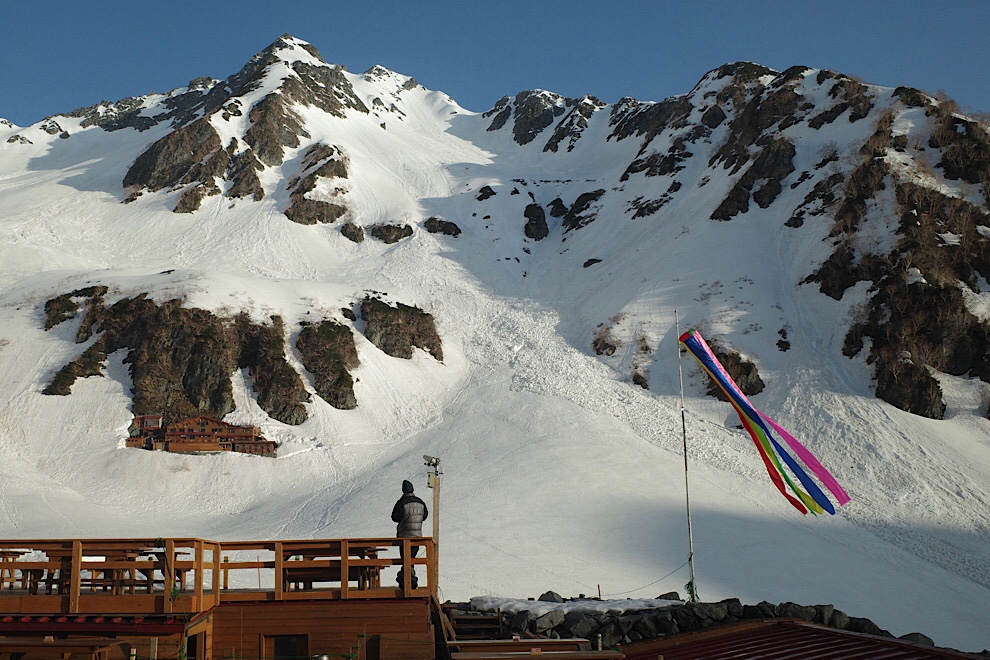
[675,309,700,602]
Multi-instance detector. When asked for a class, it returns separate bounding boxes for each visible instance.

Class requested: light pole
[423,455,441,563]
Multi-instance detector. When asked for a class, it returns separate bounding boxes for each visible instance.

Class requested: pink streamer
[759,412,851,505]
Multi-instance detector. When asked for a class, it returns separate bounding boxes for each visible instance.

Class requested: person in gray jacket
[391,479,428,588]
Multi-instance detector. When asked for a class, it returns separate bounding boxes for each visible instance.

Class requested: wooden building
[0,537,439,660]
[127,416,277,457]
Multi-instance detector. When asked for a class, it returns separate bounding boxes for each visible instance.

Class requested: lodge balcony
[0,537,436,616]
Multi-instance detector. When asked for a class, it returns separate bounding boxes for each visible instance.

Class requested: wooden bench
[282,565,377,590]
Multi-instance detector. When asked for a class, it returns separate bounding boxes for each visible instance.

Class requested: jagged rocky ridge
[14,37,990,421]
[121,35,367,214]
[41,289,441,425]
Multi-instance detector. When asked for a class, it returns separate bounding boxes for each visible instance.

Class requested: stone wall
[451,592,954,652]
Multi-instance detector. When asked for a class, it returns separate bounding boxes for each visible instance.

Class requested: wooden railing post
[69,540,82,614]
[340,540,349,600]
[164,539,175,614]
[194,540,204,605]
[212,544,222,607]
[274,541,283,601]
[427,538,438,597]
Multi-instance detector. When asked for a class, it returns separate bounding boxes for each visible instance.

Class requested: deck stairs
[443,605,504,640]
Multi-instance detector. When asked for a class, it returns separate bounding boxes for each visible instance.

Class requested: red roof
[620,619,975,660]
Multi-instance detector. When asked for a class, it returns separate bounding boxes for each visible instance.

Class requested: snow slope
[0,38,988,651]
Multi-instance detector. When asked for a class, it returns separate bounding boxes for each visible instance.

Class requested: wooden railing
[0,537,435,615]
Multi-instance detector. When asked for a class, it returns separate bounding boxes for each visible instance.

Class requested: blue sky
[3,0,988,126]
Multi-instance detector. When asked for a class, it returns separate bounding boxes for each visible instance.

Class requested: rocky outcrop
[360,297,442,361]
[704,341,765,400]
[296,319,359,410]
[562,190,606,232]
[523,204,549,240]
[711,137,796,220]
[369,224,413,244]
[808,146,990,419]
[543,96,605,153]
[424,216,461,237]
[121,35,368,213]
[494,90,570,147]
[123,117,226,195]
[284,143,350,225]
[43,286,108,330]
[340,222,365,243]
[41,292,310,426]
[231,313,309,425]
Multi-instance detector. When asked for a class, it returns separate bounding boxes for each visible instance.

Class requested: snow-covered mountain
[2,35,989,651]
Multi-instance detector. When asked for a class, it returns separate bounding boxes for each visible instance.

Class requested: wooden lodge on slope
[126,416,277,457]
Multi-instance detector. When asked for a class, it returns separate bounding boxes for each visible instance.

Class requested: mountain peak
[252,34,327,69]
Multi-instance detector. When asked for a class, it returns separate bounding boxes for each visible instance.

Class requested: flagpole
[675,310,699,602]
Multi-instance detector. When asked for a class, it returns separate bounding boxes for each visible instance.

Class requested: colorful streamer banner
[679,328,850,515]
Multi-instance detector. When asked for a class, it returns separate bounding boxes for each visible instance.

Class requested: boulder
[898,632,935,646]
[562,610,599,639]
[847,616,891,637]
[828,608,850,630]
[509,610,533,633]
[721,598,743,618]
[424,216,461,237]
[360,297,443,361]
[533,609,564,633]
[524,203,549,240]
[369,223,413,244]
[689,601,729,624]
[777,602,817,621]
[340,222,364,243]
[597,620,624,649]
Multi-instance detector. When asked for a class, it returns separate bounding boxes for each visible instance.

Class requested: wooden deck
[0,537,436,616]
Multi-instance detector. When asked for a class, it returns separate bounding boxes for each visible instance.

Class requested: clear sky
[3,0,988,126]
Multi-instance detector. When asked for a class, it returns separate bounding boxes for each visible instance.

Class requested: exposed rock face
[424,216,461,237]
[42,292,310,426]
[704,341,765,401]
[483,90,602,151]
[43,286,108,330]
[226,149,265,201]
[507,90,567,146]
[562,190,606,232]
[340,222,365,243]
[806,119,990,419]
[711,137,796,220]
[543,95,606,153]
[296,319,359,410]
[231,313,309,425]
[123,117,226,195]
[360,297,442,361]
[284,143,350,225]
[121,35,368,213]
[523,203,549,240]
[476,185,496,201]
[370,224,413,244]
